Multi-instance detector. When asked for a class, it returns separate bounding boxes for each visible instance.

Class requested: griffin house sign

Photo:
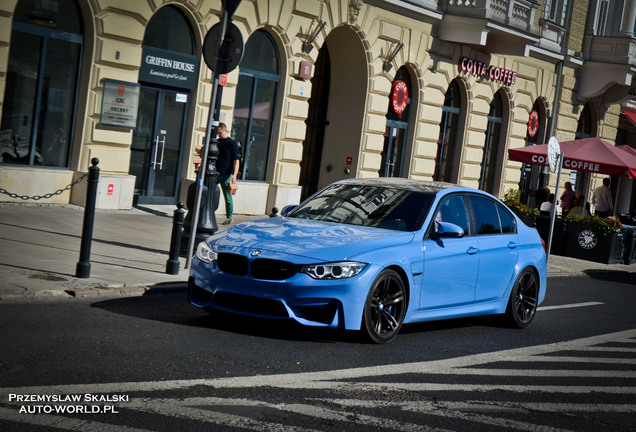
[460,57,517,86]
[139,46,199,90]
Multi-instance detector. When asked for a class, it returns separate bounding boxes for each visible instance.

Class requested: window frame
[466,194,517,237]
[2,5,83,168]
[232,30,281,182]
[434,80,461,182]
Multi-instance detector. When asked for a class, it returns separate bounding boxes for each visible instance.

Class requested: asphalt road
[0,274,634,431]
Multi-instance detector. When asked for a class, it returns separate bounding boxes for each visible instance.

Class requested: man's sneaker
[222,218,233,225]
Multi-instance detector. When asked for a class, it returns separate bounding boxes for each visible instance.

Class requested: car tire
[504,268,539,328]
[361,269,406,344]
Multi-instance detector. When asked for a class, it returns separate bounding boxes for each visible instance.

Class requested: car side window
[469,195,502,235]
[497,203,516,234]
[434,195,469,234]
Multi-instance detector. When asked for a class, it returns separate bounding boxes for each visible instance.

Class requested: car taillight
[541,238,547,253]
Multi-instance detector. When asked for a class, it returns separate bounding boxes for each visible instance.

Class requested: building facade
[0,0,634,216]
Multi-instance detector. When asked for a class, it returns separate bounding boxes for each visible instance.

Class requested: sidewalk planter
[535,216,568,255]
[565,221,624,264]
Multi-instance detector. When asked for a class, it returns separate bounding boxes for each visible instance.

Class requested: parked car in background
[189,178,547,343]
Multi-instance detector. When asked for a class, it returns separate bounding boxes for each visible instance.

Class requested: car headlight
[300,261,367,279]
[195,242,217,264]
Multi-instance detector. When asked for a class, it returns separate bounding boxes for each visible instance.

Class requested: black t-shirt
[216,137,240,176]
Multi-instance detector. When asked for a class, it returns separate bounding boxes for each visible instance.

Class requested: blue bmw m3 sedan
[189,178,547,343]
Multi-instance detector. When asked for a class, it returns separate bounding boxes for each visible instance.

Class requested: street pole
[546,153,564,265]
[185,7,231,269]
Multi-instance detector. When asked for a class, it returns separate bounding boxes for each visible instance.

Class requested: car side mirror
[431,221,465,238]
[281,205,297,216]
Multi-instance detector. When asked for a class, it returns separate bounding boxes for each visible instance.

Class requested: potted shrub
[563,215,624,264]
[503,189,539,227]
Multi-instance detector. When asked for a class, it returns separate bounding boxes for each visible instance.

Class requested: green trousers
[217,174,234,219]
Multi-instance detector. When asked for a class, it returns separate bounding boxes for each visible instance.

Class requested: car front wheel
[505,268,539,328]
[362,269,406,343]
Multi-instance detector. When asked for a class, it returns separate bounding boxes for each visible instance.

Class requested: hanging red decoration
[528,110,539,137]
[391,80,408,114]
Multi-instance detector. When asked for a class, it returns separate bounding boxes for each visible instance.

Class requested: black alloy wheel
[362,269,406,343]
[505,268,539,328]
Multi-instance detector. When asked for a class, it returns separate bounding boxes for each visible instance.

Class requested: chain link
[0,172,88,201]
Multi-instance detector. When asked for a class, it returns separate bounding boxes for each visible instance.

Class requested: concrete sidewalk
[0,203,634,301]
[0,203,260,300]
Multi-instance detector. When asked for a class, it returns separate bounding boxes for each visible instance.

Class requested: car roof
[336,177,464,194]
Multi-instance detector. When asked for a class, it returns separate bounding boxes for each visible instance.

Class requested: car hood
[215,217,415,261]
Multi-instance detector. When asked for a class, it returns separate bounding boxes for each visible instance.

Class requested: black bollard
[269,207,279,217]
[76,158,100,278]
[166,202,186,274]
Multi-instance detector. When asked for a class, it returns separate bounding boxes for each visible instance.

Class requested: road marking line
[319,399,574,432]
[539,302,604,311]
[277,381,636,394]
[128,397,449,432]
[129,398,320,432]
[423,368,636,378]
[1,330,634,395]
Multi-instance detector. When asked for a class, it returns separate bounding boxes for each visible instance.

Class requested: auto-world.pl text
[9,393,127,414]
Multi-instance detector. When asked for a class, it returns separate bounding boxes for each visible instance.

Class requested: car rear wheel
[362,269,406,343]
[505,268,539,328]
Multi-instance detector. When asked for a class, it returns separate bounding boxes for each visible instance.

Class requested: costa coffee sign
[391,80,408,114]
[529,154,601,172]
[527,110,539,137]
[460,57,517,85]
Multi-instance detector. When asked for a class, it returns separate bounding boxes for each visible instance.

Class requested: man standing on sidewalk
[216,123,240,225]
[592,177,613,218]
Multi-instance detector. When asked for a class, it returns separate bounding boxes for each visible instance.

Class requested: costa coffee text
[530,154,600,172]
[460,57,517,85]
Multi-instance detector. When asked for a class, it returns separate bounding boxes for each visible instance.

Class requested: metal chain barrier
[0,172,88,201]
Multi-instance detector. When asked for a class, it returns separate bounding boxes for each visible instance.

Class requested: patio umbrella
[508,137,636,179]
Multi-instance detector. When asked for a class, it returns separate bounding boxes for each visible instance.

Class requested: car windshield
[288,183,435,231]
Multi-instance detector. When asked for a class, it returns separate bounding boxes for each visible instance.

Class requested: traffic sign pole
[546,136,563,266]
[185,2,242,268]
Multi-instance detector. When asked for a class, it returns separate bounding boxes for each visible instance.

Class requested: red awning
[622,108,636,127]
[508,137,636,179]
[618,145,636,157]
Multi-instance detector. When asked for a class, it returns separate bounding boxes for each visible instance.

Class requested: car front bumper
[189,256,377,331]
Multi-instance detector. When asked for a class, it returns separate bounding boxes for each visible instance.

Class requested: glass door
[130,86,188,204]
[379,121,407,177]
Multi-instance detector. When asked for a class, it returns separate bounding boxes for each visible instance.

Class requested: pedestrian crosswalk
[1,329,635,431]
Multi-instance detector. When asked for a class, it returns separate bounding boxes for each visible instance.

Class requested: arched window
[1,0,83,167]
[434,80,461,182]
[129,5,197,204]
[480,91,504,193]
[380,67,411,177]
[520,99,548,205]
[143,6,194,54]
[576,104,593,139]
[232,31,280,181]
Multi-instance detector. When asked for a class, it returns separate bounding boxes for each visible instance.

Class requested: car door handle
[508,241,519,249]
[466,246,479,255]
